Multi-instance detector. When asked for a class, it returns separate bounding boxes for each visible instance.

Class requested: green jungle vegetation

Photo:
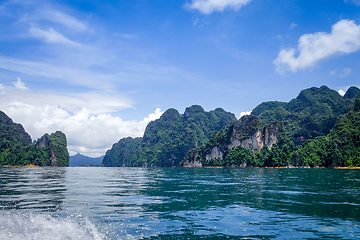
[102,106,236,167]
[102,137,142,167]
[0,111,69,167]
[183,116,293,167]
[251,85,360,145]
[295,93,360,167]
[104,85,360,168]
[185,88,360,168]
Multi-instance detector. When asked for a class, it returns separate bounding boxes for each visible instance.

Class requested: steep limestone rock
[36,131,69,166]
[206,146,224,161]
[183,115,281,167]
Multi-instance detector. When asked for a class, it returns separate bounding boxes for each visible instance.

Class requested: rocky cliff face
[36,131,69,166]
[183,115,280,167]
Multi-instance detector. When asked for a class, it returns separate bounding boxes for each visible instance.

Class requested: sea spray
[0,211,103,240]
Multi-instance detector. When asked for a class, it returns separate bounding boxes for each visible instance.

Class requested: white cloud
[29,26,76,45]
[290,23,297,29]
[329,70,336,76]
[185,0,253,14]
[6,0,88,32]
[338,89,346,96]
[1,87,133,115]
[344,0,360,6]
[239,110,252,118]
[274,19,360,73]
[340,68,352,77]
[40,10,87,32]
[0,87,163,157]
[0,84,5,94]
[12,77,28,90]
[143,108,163,122]
[0,56,114,90]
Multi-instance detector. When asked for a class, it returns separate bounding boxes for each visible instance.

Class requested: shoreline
[184,165,360,169]
[1,165,360,169]
[1,164,39,167]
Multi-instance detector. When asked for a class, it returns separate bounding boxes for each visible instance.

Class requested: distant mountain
[251,86,359,145]
[70,153,104,167]
[103,106,236,167]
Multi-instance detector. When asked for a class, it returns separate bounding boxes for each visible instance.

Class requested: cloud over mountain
[274,20,360,73]
[0,82,163,157]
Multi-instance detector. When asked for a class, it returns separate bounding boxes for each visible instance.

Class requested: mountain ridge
[104,85,360,168]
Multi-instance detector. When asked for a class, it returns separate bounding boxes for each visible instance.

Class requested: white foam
[0,212,103,240]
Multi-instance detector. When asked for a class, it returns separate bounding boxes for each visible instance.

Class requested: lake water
[0,167,359,239]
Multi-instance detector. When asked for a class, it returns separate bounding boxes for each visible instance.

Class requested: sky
[0,0,359,157]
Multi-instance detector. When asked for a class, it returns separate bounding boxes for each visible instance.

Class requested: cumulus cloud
[338,89,346,96]
[0,87,163,157]
[340,68,352,77]
[12,77,28,90]
[185,0,253,14]
[274,19,360,73]
[239,110,252,118]
[29,26,77,45]
[3,103,163,157]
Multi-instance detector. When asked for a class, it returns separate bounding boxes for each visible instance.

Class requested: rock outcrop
[183,115,281,167]
[36,131,69,166]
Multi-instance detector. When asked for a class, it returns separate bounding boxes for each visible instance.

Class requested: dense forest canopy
[251,85,358,145]
[104,85,360,168]
[184,88,360,168]
[103,106,236,167]
[0,111,69,167]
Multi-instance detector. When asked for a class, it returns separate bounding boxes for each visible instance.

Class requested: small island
[0,111,69,167]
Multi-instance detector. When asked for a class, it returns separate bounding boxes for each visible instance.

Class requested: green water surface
[0,167,359,239]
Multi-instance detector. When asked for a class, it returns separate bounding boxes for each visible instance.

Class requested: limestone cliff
[36,131,69,167]
[183,115,280,167]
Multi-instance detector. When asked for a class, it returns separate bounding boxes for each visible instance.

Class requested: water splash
[0,212,103,240]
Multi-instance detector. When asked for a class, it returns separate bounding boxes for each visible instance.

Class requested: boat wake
[0,211,103,240]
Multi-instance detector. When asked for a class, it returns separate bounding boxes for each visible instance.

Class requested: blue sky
[0,0,359,156]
